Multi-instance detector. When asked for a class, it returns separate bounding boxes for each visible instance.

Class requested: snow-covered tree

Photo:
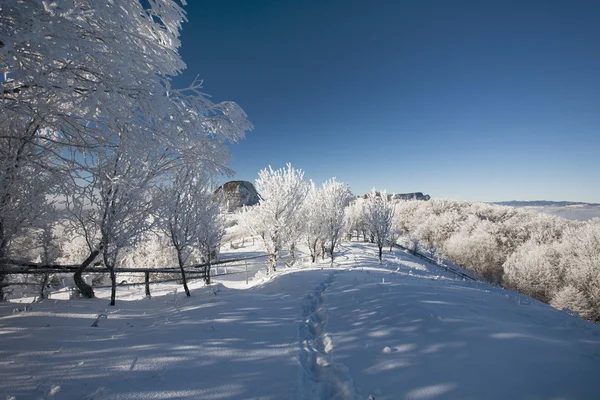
[1,0,185,143]
[0,1,252,300]
[64,137,173,304]
[157,168,224,295]
[555,221,600,320]
[239,164,308,273]
[364,189,394,264]
[0,113,59,299]
[345,199,367,241]
[283,206,306,266]
[303,182,325,262]
[320,179,352,263]
[550,285,595,320]
[503,240,564,302]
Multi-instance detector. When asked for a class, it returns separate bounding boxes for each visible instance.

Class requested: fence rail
[0,254,269,297]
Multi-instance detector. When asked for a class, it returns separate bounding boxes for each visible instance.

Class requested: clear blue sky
[174,0,600,202]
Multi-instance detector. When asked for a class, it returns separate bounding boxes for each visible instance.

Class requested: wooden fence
[0,254,269,297]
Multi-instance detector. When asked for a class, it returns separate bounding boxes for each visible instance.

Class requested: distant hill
[493,200,600,207]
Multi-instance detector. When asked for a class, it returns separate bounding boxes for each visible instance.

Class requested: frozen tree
[364,189,394,264]
[0,1,252,301]
[33,221,62,300]
[503,240,564,302]
[117,233,177,283]
[443,219,505,282]
[303,182,325,262]
[387,226,401,252]
[556,221,600,320]
[345,199,367,241]
[64,134,175,304]
[320,179,353,264]
[550,285,595,320]
[6,218,62,300]
[239,164,308,273]
[157,168,224,295]
[284,206,306,265]
[0,113,60,299]
[1,0,250,156]
[1,0,186,144]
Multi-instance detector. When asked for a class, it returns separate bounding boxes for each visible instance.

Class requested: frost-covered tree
[284,206,306,265]
[239,164,308,273]
[364,189,394,264]
[65,143,171,304]
[555,221,600,320]
[1,0,186,142]
[345,199,367,241]
[0,113,59,299]
[0,1,252,300]
[550,285,595,320]
[33,221,62,300]
[158,168,224,295]
[320,179,352,263]
[117,233,176,278]
[303,182,325,262]
[503,240,564,302]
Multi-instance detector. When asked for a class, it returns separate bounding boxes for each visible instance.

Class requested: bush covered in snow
[395,199,600,321]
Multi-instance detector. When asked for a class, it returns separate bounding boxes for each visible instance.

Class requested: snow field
[2,242,600,399]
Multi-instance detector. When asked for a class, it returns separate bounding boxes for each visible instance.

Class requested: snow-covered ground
[2,241,600,400]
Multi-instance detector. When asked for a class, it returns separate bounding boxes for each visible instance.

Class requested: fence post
[145,272,150,297]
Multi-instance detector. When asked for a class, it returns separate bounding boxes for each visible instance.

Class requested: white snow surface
[2,242,600,400]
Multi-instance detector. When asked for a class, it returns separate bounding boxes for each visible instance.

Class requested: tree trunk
[321,243,325,260]
[177,250,191,297]
[268,253,277,274]
[109,266,117,306]
[378,246,383,264]
[289,243,296,265]
[205,260,211,285]
[145,271,151,297]
[74,248,100,299]
[0,271,5,301]
[308,239,317,263]
[329,243,335,265]
[39,273,50,300]
[0,243,7,301]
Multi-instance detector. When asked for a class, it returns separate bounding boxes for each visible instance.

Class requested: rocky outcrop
[215,181,260,212]
[393,192,430,201]
[362,191,430,201]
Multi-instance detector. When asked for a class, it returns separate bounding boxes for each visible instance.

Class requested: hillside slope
[1,243,599,399]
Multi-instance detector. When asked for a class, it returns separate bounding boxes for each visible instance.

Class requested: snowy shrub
[556,221,600,320]
[550,286,596,320]
[503,240,564,302]
[394,199,600,321]
[443,220,504,283]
